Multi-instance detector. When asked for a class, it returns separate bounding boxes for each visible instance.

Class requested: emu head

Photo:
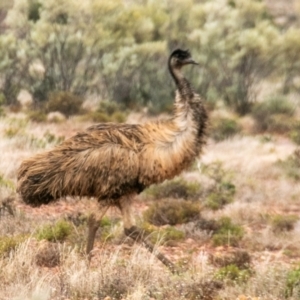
[169,49,198,69]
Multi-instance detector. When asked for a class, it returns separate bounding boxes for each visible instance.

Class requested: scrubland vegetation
[1,0,300,299]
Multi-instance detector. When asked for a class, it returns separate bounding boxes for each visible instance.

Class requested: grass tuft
[210,117,241,141]
[0,235,27,257]
[35,219,72,242]
[252,95,295,133]
[276,149,300,180]
[215,264,251,283]
[285,266,300,298]
[201,162,236,210]
[144,199,201,226]
[212,217,244,247]
[45,91,83,116]
[271,215,299,233]
[144,178,201,200]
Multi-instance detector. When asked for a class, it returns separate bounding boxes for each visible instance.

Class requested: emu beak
[185,58,199,65]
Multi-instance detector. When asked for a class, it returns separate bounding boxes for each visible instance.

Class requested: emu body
[17,49,207,271]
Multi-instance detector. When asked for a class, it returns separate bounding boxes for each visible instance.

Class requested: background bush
[210,117,241,141]
[45,91,83,116]
[252,95,295,132]
[0,0,298,115]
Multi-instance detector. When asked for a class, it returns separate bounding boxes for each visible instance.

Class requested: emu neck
[171,77,207,143]
[168,64,194,101]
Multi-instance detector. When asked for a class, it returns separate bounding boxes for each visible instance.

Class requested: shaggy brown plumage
[17,49,207,271]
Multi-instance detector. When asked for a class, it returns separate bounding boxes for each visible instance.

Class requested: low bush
[97,101,127,123]
[285,266,300,298]
[271,215,298,233]
[45,91,83,116]
[84,111,126,123]
[99,216,121,242]
[35,219,72,242]
[0,93,5,116]
[0,174,14,190]
[205,186,235,211]
[266,114,294,133]
[144,199,201,226]
[151,226,185,246]
[145,178,201,200]
[212,217,244,247]
[210,117,241,141]
[211,250,251,270]
[290,122,300,145]
[195,218,220,233]
[4,119,27,138]
[43,131,65,145]
[276,149,300,180]
[201,162,236,210]
[82,100,127,123]
[181,279,223,300]
[27,110,47,123]
[35,241,60,268]
[252,95,295,133]
[215,264,251,283]
[0,235,27,257]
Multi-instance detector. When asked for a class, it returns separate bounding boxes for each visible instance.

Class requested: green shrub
[27,110,47,123]
[277,149,300,180]
[201,162,236,210]
[210,117,241,141]
[35,220,72,242]
[0,174,15,190]
[290,122,300,145]
[205,186,235,211]
[145,178,201,200]
[97,101,127,123]
[252,95,295,132]
[83,111,111,123]
[98,101,122,115]
[285,266,300,298]
[212,217,244,247]
[181,280,223,300]
[111,111,126,123]
[215,264,251,283]
[211,250,251,270]
[43,131,65,145]
[45,91,83,116]
[99,216,120,242]
[290,131,300,145]
[0,235,27,257]
[84,111,126,123]
[4,119,27,138]
[28,0,41,22]
[82,101,127,123]
[0,92,5,116]
[150,226,185,246]
[144,199,201,226]
[271,215,298,233]
[195,218,220,233]
[267,114,295,133]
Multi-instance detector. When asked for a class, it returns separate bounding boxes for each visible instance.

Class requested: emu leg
[86,205,109,260]
[118,197,178,274]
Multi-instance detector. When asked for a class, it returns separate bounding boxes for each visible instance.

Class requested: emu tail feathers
[17,161,57,207]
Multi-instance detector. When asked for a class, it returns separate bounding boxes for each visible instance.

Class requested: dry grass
[1,111,300,299]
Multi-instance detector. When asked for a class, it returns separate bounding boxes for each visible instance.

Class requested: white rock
[17,89,33,107]
[47,111,66,122]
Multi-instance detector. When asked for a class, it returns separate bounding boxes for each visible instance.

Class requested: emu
[17,49,207,272]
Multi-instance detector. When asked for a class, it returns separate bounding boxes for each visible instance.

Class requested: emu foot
[124,226,179,274]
